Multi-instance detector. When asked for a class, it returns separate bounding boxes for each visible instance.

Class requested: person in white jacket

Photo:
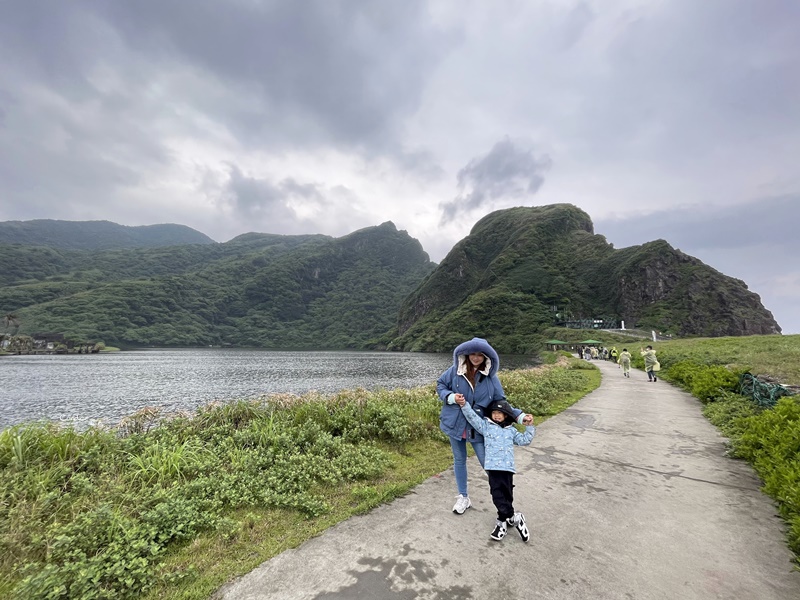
[456,396,535,542]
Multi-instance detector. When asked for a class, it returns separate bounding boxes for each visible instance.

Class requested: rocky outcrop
[613,241,780,336]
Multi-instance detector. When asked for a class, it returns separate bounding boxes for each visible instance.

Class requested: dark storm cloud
[0,0,452,220]
[439,138,552,225]
[92,0,454,149]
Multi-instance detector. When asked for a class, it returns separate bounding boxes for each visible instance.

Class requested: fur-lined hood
[451,337,499,378]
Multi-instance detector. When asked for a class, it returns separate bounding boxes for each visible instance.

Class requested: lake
[0,348,539,430]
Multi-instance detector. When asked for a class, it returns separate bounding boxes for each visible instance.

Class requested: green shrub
[702,391,760,440]
[666,361,741,402]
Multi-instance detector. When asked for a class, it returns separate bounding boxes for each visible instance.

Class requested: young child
[456,396,535,542]
[618,348,632,378]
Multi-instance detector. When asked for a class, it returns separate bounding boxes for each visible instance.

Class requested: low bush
[666,361,741,402]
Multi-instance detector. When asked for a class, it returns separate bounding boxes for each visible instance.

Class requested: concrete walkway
[216,359,799,599]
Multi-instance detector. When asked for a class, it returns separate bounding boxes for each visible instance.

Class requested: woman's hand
[454,393,466,407]
[522,414,534,425]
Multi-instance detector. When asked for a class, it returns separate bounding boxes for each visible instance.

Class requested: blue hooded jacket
[461,402,534,472]
[436,338,523,441]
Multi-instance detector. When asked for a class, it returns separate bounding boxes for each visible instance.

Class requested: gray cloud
[211,165,371,239]
[439,138,552,225]
[595,195,800,252]
[221,166,326,219]
[90,0,455,151]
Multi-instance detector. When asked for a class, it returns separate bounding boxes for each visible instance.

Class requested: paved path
[216,359,799,599]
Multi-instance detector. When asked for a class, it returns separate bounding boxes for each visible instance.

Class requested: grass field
[647,334,800,386]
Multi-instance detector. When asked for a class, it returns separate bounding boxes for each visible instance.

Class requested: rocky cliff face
[390,204,781,352]
[613,241,780,336]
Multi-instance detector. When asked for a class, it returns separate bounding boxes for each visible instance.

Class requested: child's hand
[455,393,466,407]
[522,414,534,425]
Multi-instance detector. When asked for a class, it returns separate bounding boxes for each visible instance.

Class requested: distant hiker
[640,346,659,382]
[436,338,533,515]
[583,347,591,360]
[590,346,598,359]
[619,348,632,377]
[455,395,534,542]
[610,347,619,365]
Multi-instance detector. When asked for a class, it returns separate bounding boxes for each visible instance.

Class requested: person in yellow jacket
[640,346,659,382]
[618,348,632,377]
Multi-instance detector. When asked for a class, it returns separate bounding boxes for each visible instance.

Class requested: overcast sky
[1,0,798,333]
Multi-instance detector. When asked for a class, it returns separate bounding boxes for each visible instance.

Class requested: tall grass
[0,359,598,600]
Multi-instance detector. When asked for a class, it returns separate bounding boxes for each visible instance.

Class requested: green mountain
[1,207,780,352]
[387,204,780,352]
[0,219,214,250]
[1,222,435,348]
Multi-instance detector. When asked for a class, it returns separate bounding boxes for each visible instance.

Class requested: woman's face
[468,352,485,367]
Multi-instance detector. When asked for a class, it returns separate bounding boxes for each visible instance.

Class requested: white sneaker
[452,495,472,514]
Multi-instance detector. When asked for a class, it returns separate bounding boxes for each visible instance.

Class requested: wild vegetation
[0,357,599,600]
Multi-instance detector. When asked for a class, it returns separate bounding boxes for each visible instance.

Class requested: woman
[436,337,533,514]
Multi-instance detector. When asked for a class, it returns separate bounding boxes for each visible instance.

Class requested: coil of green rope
[737,372,793,408]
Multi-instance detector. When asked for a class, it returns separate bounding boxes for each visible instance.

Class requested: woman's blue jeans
[450,436,486,497]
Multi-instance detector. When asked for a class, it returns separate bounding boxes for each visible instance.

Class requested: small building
[32,333,67,350]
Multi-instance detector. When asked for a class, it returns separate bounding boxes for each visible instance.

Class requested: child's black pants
[487,470,515,521]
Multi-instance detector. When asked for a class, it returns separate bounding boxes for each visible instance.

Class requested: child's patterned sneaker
[507,512,530,542]
[490,519,507,541]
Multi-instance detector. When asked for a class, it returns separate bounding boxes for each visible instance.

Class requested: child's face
[491,410,506,423]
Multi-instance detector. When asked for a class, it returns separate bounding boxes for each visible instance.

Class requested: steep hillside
[4,222,435,348]
[0,219,215,249]
[388,204,780,352]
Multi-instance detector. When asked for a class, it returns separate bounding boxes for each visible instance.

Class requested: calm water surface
[0,348,538,430]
